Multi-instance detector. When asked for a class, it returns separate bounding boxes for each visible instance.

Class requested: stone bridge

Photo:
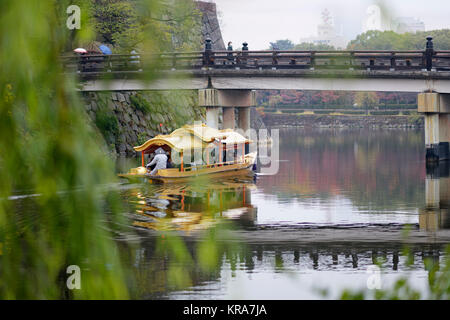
[63,36,450,162]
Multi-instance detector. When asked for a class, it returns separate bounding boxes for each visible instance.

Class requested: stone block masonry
[83,91,204,157]
[262,113,424,129]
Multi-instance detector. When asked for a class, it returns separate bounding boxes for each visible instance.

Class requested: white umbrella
[73,48,87,54]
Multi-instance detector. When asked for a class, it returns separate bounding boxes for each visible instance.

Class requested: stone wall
[196,1,225,50]
[83,91,204,157]
[262,113,424,129]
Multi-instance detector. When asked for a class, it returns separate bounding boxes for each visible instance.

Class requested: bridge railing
[203,37,450,71]
[61,51,205,76]
[205,50,431,71]
[62,37,450,77]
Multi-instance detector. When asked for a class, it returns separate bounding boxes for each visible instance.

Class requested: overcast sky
[210,0,450,50]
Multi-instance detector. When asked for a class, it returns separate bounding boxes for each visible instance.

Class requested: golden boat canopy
[134,124,251,154]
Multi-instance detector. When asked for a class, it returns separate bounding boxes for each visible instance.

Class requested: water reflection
[253,128,425,226]
[121,177,257,233]
[420,162,450,230]
[116,128,450,299]
[120,128,430,230]
[124,238,444,299]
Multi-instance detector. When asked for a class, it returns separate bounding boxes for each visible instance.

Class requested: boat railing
[181,157,247,172]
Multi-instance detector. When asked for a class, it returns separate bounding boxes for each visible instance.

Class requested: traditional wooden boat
[118,124,257,182]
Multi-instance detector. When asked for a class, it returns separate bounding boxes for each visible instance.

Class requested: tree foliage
[347,29,450,50]
[294,42,336,51]
[92,0,136,45]
[89,0,202,52]
[0,0,203,299]
[354,92,379,110]
[0,0,136,299]
[269,39,295,50]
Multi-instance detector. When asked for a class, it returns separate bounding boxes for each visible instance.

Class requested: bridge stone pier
[418,93,450,162]
[198,89,255,131]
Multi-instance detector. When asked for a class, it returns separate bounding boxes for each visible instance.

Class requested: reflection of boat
[126,178,257,233]
[119,124,257,182]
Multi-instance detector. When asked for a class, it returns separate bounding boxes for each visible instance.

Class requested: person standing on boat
[147,147,167,175]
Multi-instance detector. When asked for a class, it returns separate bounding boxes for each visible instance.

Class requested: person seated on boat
[162,150,174,169]
[166,158,174,169]
[146,153,155,171]
[147,147,168,175]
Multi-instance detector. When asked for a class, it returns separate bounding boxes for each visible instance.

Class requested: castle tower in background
[300,9,348,49]
[317,9,335,38]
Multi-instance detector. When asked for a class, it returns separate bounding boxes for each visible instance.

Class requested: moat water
[117,128,449,299]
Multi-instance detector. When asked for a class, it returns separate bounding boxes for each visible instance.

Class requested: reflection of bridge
[131,237,445,299]
[65,37,450,161]
[421,162,450,230]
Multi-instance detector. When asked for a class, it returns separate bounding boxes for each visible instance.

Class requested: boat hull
[119,152,257,183]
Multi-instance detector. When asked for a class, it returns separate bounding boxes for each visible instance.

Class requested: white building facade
[300,9,348,50]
